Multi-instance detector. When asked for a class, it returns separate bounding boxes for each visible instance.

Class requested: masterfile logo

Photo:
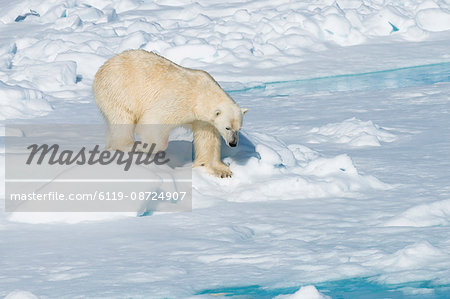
[5,124,192,213]
[25,142,170,171]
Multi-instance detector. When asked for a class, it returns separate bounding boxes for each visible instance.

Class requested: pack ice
[1,0,450,298]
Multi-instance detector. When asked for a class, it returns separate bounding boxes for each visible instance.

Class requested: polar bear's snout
[220,125,239,147]
[229,131,239,147]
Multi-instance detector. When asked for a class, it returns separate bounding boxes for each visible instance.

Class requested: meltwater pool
[198,277,450,298]
[228,62,450,95]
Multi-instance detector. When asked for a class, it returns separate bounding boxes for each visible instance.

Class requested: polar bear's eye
[226,127,231,130]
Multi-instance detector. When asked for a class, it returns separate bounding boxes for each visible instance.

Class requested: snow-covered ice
[3,291,39,299]
[274,285,330,299]
[0,81,52,120]
[306,117,397,147]
[385,199,450,227]
[1,0,450,298]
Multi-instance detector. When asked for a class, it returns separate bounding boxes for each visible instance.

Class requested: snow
[6,211,136,225]
[0,81,52,120]
[1,0,450,297]
[385,199,450,227]
[4,291,39,299]
[416,9,450,32]
[9,61,77,92]
[306,118,397,147]
[194,132,390,204]
[275,285,330,299]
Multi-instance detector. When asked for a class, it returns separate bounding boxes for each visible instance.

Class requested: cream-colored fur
[93,49,247,178]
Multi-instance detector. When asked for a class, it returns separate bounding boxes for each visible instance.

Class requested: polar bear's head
[213,103,248,147]
[193,70,248,147]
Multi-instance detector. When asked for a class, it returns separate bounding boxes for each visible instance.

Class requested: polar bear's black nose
[229,132,238,147]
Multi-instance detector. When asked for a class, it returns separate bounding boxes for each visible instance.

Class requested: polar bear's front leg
[192,121,232,178]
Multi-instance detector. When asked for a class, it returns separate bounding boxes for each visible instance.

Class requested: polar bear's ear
[241,108,249,115]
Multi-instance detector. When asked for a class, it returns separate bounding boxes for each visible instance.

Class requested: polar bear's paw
[207,164,233,178]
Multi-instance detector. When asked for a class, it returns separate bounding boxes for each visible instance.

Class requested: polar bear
[93,50,248,178]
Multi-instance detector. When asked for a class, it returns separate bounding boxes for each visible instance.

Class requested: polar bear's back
[93,50,193,124]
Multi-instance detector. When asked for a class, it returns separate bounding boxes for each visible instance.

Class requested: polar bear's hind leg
[135,111,171,152]
[105,110,136,152]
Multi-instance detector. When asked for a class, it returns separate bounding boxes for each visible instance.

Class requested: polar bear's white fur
[93,50,248,178]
